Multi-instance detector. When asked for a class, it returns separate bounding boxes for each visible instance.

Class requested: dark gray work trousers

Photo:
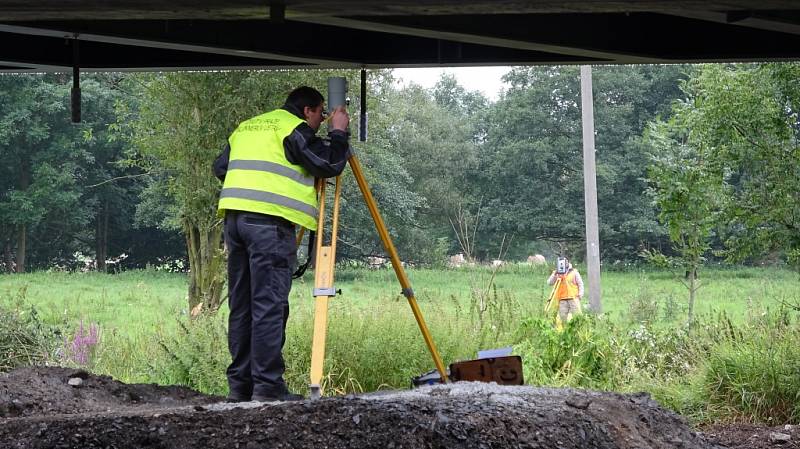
[224,211,296,400]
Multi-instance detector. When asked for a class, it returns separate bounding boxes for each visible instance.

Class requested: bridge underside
[1,1,799,72]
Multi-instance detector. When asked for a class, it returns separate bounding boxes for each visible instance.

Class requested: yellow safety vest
[555,270,579,300]
[218,109,318,230]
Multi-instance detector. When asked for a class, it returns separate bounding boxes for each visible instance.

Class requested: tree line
[1,64,797,308]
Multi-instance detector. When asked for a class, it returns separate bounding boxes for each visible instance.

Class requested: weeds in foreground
[147,315,229,396]
[514,314,614,388]
[701,312,800,423]
[0,286,61,372]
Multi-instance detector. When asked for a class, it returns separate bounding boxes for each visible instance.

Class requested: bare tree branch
[86,172,150,188]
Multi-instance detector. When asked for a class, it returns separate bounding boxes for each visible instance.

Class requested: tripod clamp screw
[313,287,342,297]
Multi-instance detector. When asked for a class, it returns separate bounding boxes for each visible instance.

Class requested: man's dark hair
[284,86,324,112]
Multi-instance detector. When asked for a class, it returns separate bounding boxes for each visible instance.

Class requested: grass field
[1,265,798,424]
[2,264,796,332]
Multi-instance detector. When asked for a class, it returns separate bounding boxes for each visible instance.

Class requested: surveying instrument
[304,73,448,399]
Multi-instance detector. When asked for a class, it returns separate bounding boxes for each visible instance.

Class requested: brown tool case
[448,355,523,385]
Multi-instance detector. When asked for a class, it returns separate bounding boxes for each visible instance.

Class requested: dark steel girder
[0,18,598,73]
[2,1,800,21]
[299,12,800,63]
[661,10,800,36]
[0,28,308,72]
[0,1,799,71]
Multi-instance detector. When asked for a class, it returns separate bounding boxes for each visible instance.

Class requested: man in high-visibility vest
[213,86,350,402]
[547,257,584,324]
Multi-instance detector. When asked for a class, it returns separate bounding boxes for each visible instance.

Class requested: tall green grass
[1,265,798,425]
[701,312,800,423]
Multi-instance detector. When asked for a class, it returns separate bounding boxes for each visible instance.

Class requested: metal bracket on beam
[359,68,367,142]
[71,35,81,124]
[270,2,285,23]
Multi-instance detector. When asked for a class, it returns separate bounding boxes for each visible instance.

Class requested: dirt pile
[0,366,776,449]
[0,367,219,418]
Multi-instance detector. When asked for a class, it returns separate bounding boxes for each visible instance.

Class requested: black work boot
[225,394,251,403]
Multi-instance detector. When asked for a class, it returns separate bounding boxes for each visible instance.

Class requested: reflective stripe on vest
[227,160,315,187]
[556,271,579,300]
[218,109,319,230]
[220,188,317,219]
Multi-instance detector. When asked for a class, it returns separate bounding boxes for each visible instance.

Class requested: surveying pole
[307,75,448,399]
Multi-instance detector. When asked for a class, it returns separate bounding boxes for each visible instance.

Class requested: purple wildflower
[63,319,100,366]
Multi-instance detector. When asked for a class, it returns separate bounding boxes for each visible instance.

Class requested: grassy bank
[1,266,798,424]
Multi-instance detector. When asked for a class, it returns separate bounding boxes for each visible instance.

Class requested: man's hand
[330,106,350,132]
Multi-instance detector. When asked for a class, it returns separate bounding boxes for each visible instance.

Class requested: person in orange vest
[547,257,584,323]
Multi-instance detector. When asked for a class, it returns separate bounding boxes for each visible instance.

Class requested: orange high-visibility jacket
[555,270,579,300]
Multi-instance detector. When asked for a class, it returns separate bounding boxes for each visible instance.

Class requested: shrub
[611,323,701,383]
[0,287,61,372]
[514,314,614,388]
[147,315,229,395]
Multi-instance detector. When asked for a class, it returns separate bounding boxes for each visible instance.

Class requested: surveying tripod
[545,276,562,313]
[304,153,449,399]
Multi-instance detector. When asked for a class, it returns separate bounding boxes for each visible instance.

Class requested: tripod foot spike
[309,384,321,400]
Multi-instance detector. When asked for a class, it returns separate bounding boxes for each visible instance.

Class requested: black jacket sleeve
[213,144,230,182]
[214,120,350,182]
[284,123,350,179]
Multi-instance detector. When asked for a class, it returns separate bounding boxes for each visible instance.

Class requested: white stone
[770,432,791,442]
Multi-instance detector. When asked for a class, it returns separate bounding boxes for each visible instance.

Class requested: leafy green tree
[676,63,800,268]
[369,76,484,263]
[75,74,147,272]
[474,65,688,261]
[125,72,242,311]
[0,74,91,272]
[432,73,489,119]
[645,120,723,323]
[474,67,587,259]
[329,71,427,263]
[592,65,690,259]
[328,71,485,266]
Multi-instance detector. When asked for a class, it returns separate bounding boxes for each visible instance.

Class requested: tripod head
[326,77,349,113]
[329,73,368,142]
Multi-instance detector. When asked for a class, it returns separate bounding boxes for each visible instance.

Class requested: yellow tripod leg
[545,278,561,313]
[309,253,332,399]
[348,155,449,383]
[309,177,342,399]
